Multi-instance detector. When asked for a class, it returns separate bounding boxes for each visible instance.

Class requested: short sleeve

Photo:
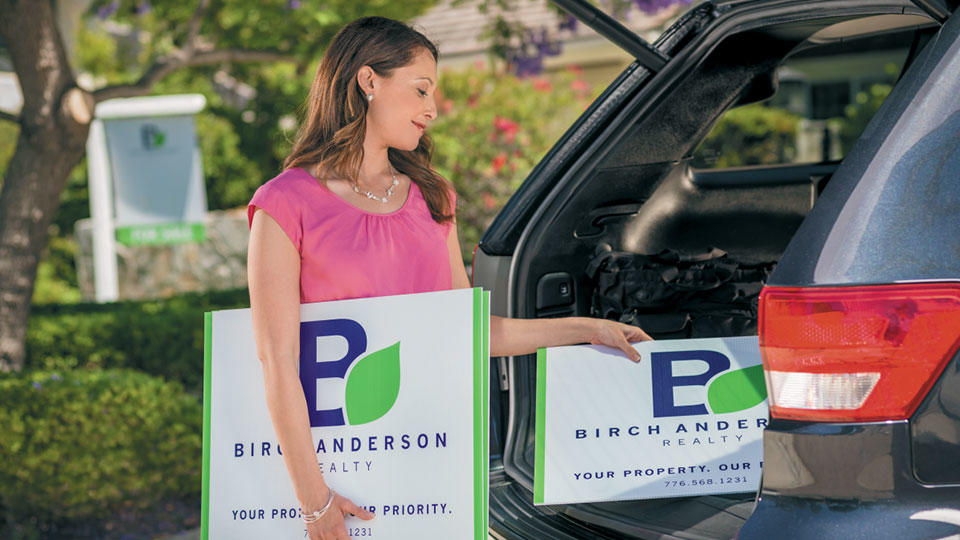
[248,181,303,253]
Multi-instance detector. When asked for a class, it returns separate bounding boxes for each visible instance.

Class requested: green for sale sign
[202,288,489,539]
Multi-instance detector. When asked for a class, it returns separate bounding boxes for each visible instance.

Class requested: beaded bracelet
[301,489,336,524]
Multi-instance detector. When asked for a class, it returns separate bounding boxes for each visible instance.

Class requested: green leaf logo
[344,342,401,425]
[707,364,767,414]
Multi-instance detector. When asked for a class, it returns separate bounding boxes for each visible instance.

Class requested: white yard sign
[535,336,767,505]
[203,288,489,539]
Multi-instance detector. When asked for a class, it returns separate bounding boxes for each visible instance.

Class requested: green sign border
[471,287,490,539]
[534,348,547,504]
[116,222,205,246]
[201,312,212,540]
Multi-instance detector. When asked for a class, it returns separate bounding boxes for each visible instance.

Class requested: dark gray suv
[472,1,960,538]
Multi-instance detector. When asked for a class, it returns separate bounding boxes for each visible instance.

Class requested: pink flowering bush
[430,64,595,261]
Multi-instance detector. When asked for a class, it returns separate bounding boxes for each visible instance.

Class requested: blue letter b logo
[299,319,367,427]
[651,350,730,418]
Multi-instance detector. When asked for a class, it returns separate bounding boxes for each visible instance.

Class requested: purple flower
[32,381,42,390]
[97,0,119,20]
[513,55,543,77]
[508,28,564,77]
[50,374,63,382]
[558,14,578,32]
[530,29,562,57]
[632,0,690,15]
[287,0,302,9]
[537,39,562,57]
[136,1,152,15]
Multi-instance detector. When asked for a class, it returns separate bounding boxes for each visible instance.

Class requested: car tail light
[759,283,960,422]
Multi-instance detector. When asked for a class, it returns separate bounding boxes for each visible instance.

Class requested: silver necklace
[353,168,400,204]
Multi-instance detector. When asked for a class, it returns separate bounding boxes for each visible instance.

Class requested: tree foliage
[431,64,596,259]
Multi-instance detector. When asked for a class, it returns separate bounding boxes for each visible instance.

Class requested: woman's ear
[357,65,376,96]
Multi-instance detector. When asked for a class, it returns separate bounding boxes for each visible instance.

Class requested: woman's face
[364,49,438,152]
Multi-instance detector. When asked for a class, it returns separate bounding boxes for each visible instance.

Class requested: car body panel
[911,348,960,484]
[740,5,960,538]
[769,3,960,287]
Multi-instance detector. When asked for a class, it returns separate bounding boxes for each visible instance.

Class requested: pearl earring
[366,93,373,102]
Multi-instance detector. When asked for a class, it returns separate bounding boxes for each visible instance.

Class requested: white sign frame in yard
[202,288,489,539]
[535,336,768,505]
[86,93,208,302]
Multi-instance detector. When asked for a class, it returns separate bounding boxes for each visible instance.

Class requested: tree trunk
[0,0,91,371]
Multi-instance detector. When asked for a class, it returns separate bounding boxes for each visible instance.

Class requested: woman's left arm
[446,219,651,362]
[489,315,649,361]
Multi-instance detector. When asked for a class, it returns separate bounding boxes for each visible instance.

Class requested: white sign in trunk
[535,336,767,505]
[203,288,490,539]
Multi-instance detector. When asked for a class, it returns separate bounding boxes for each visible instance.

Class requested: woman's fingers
[305,492,372,540]
[614,331,641,363]
[595,320,651,362]
[306,495,374,540]
[588,320,644,362]
[342,496,375,520]
[623,323,653,343]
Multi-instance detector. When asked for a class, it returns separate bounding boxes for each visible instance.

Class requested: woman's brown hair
[284,16,453,224]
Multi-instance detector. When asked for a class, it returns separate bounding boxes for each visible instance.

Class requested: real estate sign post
[87,94,208,302]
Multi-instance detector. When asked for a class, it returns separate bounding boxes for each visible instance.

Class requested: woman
[247,16,651,540]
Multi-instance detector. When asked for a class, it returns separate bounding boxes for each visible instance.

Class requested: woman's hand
[304,489,375,540]
[585,318,653,363]
[489,315,652,359]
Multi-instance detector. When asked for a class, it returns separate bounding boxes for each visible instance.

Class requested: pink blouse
[247,167,454,303]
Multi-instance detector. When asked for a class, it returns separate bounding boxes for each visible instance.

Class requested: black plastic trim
[551,0,670,71]
[911,0,954,22]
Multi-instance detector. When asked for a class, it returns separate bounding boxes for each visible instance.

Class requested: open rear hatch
[477,1,945,538]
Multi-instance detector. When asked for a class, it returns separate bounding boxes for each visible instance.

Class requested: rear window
[771,13,960,285]
[691,33,913,168]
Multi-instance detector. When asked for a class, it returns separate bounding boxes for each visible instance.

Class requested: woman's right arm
[248,209,372,540]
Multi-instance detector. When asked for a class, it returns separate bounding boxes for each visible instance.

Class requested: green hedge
[692,103,801,168]
[26,288,249,392]
[0,369,202,535]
